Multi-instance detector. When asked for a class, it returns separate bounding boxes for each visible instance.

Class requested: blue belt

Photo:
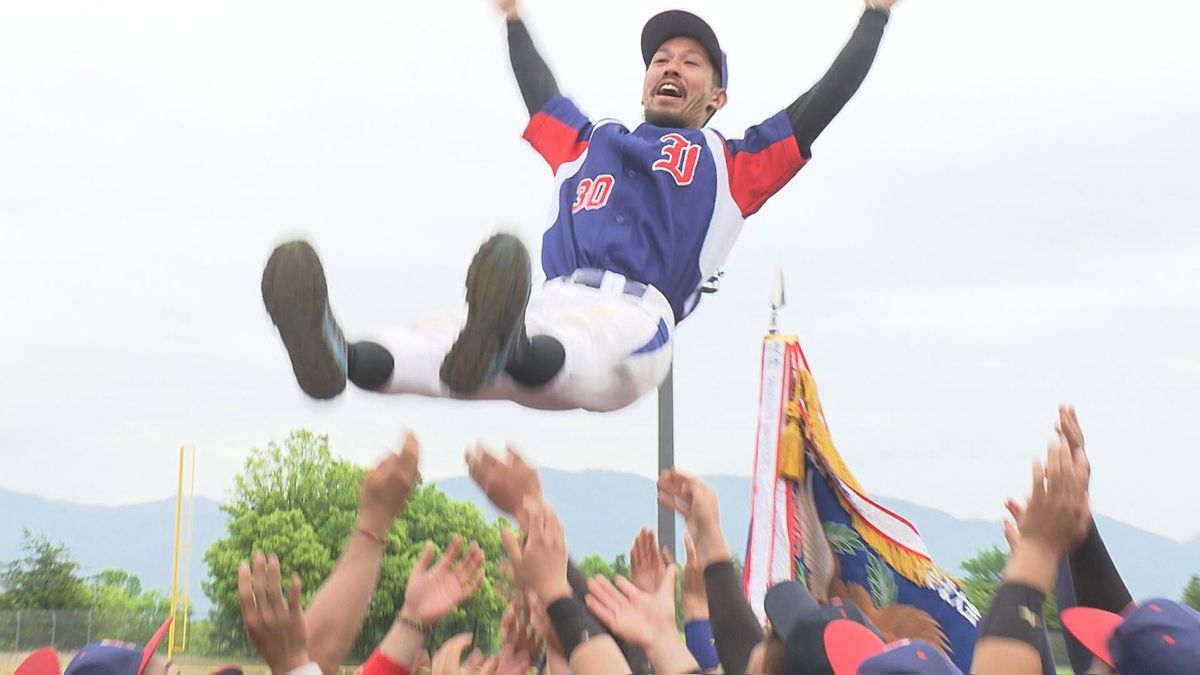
[569,269,649,298]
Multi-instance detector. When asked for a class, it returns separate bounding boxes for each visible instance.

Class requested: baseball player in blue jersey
[262,0,898,412]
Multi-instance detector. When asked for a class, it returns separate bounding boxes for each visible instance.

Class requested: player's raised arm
[786,0,896,158]
[497,0,561,116]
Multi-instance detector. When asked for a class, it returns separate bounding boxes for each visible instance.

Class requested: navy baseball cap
[764,581,884,674]
[1062,599,1200,674]
[65,616,173,675]
[641,10,728,89]
[824,620,961,675]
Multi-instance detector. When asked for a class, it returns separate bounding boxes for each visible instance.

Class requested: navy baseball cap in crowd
[1062,598,1200,674]
[824,619,962,675]
[65,616,173,675]
[641,10,729,89]
[764,581,884,674]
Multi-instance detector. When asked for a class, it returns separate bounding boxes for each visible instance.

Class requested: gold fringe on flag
[779,367,936,587]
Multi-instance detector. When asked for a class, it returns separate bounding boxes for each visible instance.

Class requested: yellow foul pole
[167,446,185,659]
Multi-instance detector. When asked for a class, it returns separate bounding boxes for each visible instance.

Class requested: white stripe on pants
[365,276,675,412]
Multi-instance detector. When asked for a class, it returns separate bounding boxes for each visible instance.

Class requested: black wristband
[547,596,605,660]
[980,582,1047,644]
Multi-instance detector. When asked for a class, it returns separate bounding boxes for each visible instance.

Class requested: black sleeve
[786,8,889,158]
[703,561,763,675]
[1054,558,1095,675]
[567,560,651,675]
[1068,520,1134,614]
[507,19,561,116]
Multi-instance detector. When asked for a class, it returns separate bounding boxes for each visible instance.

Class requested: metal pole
[657,364,676,561]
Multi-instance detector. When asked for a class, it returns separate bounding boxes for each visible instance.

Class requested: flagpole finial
[769,267,786,334]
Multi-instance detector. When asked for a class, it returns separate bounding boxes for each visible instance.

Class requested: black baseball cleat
[439,233,533,395]
[261,240,348,399]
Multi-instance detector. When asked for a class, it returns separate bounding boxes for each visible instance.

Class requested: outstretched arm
[787,1,894,157]
[498,0,561,115]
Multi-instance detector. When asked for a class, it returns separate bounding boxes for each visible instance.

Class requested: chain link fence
[0,610,166,651]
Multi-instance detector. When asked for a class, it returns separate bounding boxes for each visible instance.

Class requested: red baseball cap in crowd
[1061,598,1200,674]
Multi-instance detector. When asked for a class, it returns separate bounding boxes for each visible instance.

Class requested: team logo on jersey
[571,174,616,214]
[653,133,702,186]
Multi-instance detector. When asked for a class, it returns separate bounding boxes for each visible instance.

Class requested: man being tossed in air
[262,0,899,412]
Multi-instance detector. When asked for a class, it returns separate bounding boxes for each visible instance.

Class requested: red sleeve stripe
[523,111,590,173]
[725,136,806,218]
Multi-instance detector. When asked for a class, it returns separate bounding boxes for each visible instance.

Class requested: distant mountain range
[3,471,1197,614]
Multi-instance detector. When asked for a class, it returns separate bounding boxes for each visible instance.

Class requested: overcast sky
[2,0,1197,544]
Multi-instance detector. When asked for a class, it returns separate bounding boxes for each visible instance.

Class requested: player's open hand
[657,470,727,565]
[586,565,678,653]
[238,552,310,675]
[403,536,486,626]
[359,432,421,540]
[1019,433,1091,554]
[630,527,672,594]
[466,443,542,521]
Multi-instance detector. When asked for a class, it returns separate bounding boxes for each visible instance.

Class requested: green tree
[577,555,614,581]
[93,569,142,597]
[960,546,1060,630]
[0,529,89,609]
[87,570,175,643]
[1182,574,1200,611]
[203,430,509,659]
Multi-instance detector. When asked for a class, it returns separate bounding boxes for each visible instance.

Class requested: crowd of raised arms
[32,406,1197,675]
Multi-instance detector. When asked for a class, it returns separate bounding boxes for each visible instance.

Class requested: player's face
[642,36,727,129]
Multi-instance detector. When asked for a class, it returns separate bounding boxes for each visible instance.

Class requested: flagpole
[657,363,675,561]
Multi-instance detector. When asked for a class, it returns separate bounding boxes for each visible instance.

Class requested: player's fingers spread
[252,551,271,620]
[500,527,523,566]
[614,574,643,600]
[417,542,437,572]
[464,569,484,597]
[439,535,464,572]
[1031,458,1046,498]
[265,554,287,617]
[288,572,304,619]
[237,561,258,621]
[585,593,616,627]
[507,444,528,468]
[588,576,624,609]
[461,542,485,576]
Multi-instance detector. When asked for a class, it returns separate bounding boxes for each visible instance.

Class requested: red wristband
[359,650,410,675]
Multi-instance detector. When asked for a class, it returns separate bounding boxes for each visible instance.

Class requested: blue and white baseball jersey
[524,94,807,322]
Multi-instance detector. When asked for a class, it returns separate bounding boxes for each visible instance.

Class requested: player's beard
[644,106,691,129]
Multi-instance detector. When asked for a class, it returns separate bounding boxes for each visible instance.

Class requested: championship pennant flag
[744,335,981,671]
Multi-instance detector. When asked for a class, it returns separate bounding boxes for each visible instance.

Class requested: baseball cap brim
[1061,606,1121,668]
[15,647,62,675]
[138,616,174,674]
[641,10,727,89]
[824,619,886,675]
